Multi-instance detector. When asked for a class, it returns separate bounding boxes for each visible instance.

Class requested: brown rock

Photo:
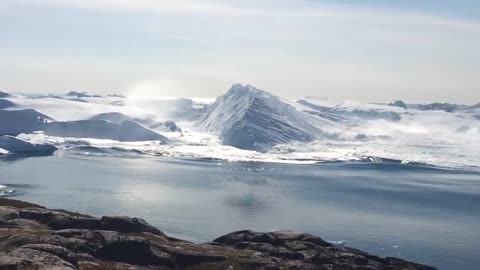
[0,200,438,270]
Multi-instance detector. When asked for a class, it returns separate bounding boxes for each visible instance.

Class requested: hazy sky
[1,0,479,103]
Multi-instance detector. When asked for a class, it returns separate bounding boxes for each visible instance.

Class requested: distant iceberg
[66,91,91,98]
[416,102,460,113]
[44,119,170,143]
[90,112,182,133]
[0,109,52,136]
[388,100,407,109]
[90,112,152,126]
[0,91,11,98]
[0,99,15,109]
[297,98,403,122]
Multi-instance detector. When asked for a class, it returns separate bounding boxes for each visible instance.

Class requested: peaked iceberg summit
[198,84,328,152]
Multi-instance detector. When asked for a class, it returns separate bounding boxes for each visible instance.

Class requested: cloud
[5,0,480,33]
[1,0,479,102]
[5,0,268,16]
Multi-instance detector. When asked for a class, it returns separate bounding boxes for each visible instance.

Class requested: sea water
[0,150,479,270]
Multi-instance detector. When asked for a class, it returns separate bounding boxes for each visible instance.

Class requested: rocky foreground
[0,199,437,270]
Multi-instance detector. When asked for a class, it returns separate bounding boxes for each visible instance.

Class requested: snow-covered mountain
[198,84,331,151]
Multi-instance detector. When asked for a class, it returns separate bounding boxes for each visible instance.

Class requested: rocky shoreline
[0,198,437,270]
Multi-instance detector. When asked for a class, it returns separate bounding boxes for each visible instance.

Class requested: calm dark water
[0,150,479,270]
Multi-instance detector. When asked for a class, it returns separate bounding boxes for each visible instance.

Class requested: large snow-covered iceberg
[0,135,57,153]
[44,120,170,143]
[198,84,329,151]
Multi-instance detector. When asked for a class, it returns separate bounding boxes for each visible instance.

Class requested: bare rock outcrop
[0,198,437,270]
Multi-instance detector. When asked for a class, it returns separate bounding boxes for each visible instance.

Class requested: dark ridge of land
[0,198,437,270]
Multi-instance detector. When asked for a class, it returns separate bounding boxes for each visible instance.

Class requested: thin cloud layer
[0,0,479,102]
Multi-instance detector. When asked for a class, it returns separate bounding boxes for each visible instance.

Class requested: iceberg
[90,112,147,125]
[0,99,15,109]
[90,112,181,133]
[44,119,170,143]
[198,84,328,152]
[297,98,403,122]
[66,91,91,98]
[330,106,402,121]
[388,100,407,109]
[416,102,460,113]
[0,135,57,153]
[0,91,11,98]
[125,97,207,121]
[0,109,52,136]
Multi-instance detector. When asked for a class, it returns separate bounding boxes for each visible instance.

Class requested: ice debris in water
[329,240,347,248]
[0,185,15,197]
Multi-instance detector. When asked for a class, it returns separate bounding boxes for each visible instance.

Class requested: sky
[0,0,479,103]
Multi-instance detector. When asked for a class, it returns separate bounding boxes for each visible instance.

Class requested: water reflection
[0,154,478,270]
[0,151,55,162]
